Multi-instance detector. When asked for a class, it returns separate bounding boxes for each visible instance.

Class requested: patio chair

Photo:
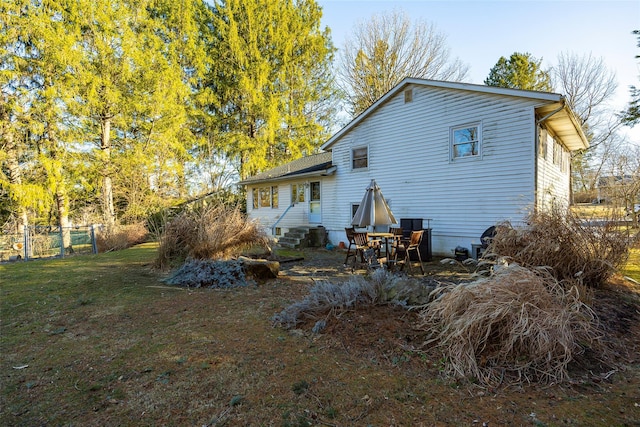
[351,232,381,271]
[343,227,357,266]
[388,227,404,259]
[395,230,425,275]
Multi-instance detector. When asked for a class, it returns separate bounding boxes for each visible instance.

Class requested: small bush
[96,222,149,252]
[487,206,634,288]
[420,265,600,386]
[164,259,248,288]
[155,203,269,270]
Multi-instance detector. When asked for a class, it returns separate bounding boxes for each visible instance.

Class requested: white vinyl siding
[245,83,575,255]
[323,85,542,254]
[537,129,571,209]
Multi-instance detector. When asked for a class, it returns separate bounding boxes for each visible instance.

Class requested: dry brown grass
[487,206,635,288]
[420,265,600,386]
[96,222,149,252]
[154,203,269,270]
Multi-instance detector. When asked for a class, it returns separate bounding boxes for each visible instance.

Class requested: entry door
[308,181,321,223]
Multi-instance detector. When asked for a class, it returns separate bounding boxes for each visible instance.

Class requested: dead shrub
[96,222,149,252]
[487,206,634,288]
[154,203,270,270]
[420,265,600,386]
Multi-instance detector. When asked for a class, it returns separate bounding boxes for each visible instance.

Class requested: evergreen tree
[71,0,210,226]
[0,0,80,242]
[485,52,552,92]
[621,30,639,127]
[208,0,338,180]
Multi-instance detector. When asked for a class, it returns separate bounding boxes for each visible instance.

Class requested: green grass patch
[1,242,638,426]
[621,247,640,282]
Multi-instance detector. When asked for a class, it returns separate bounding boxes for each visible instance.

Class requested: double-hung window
[451,123,481,159]
[352,146,368,169]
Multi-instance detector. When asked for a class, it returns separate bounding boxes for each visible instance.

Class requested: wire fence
[0,225,101,262]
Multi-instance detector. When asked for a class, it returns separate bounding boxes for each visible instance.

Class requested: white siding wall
[536,129,571,209]
[323,85,545,255]
[247,179,313,236]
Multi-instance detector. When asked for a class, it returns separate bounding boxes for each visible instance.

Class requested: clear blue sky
[317,0,640,141]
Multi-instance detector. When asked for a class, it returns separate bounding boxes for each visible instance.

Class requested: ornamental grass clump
[272,269,437,329]
[420,265,600,386]
[487,206,634,288]
[96,222,149,252]
[155,203,269,270]
[272,277,375,329]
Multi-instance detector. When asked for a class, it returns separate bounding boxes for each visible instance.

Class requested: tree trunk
[1,114,29,233]
[56,186,72,250]
[101,117,116,229]
[44,120,72,250]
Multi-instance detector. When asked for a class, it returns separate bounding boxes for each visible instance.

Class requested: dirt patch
[275,248,640,424]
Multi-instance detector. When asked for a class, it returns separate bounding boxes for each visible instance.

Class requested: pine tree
[485,52,552,92]
[208,0,338,180]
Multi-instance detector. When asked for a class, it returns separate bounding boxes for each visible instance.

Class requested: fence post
[59,226,65,258]
[91,225,98,254]
[23,225,29,261]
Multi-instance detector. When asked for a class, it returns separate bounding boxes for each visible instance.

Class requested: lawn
[1,243,639,426]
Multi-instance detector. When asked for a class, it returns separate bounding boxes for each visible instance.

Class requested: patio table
[367,232,396,259]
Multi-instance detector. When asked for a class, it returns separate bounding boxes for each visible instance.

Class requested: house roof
[320,77,589,152]
[237,152,334,185]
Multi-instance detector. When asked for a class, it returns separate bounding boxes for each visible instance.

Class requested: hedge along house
[238,78,589,256]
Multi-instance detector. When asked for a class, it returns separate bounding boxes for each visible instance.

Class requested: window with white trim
[553,140,562,167]
[291,184,305,203]
[252,188,259,209]
[259,187,271,207]
[271,186,278,208]
[252,186,278,209]
[352,146,368,169]
[451,123,481,159]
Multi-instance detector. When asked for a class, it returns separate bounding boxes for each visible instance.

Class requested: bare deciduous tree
[553,52,618,132]
[338,10,469,116]
[552,52,620,197]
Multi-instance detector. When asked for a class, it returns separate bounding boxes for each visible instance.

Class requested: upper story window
[352,146,368,169]
[538,128,548,159]
[451,123,481,159]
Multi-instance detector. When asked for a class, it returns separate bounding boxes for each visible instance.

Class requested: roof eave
[238,165,337,186]
[536,101,589,151]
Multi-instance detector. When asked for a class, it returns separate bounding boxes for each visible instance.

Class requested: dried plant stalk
[155,204,269,269]
[420,265,600,386]
[487,206,634,288]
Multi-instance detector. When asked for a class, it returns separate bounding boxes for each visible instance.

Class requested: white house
[238,78,589,257]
